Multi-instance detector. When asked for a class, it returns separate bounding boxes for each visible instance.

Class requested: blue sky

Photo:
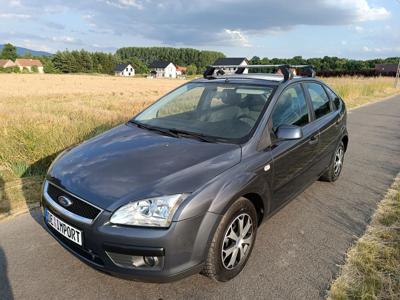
[0,0,399,59]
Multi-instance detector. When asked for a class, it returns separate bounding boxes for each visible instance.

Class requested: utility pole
[395,0,400,87]
[395,61,400,88]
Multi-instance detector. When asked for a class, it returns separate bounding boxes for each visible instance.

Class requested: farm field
[0,74,399,219]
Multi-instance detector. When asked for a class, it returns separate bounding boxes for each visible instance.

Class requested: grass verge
[328,176,400,300]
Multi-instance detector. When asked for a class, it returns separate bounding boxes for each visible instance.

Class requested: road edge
[326,173,400,299]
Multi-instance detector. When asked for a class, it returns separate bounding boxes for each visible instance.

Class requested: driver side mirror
[276,124,303,140]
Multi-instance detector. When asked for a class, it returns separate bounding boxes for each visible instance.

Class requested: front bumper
[41,186,221,283]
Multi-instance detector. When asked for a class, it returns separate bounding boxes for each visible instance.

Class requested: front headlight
[110,194,187,227]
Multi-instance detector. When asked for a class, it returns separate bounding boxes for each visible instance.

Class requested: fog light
[143,256,159,267]
[106,252,163,269]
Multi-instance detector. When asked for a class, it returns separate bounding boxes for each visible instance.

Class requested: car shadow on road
[0,247,14,300]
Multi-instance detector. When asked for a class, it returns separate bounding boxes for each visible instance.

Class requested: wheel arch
[241,193,265,226]
[342,135,349,152]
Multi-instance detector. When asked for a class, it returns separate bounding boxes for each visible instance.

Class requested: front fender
[174,162,272,221]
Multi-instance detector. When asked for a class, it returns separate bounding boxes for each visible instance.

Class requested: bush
[316,69,379,77]
[41,58,59,74]
[31,65,39,73]
[186,64,197,75]
[0,66,20,73]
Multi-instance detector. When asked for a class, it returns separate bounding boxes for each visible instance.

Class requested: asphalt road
[1,95,399,300]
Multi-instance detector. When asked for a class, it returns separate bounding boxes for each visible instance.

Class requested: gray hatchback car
[42,64,348,282]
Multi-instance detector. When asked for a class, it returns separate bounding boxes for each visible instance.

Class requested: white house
[149,61,177,78]
[114,63,135,76]
[15,58,44,73]
[213,57,248,74]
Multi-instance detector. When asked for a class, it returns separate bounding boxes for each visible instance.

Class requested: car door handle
[309,135,319,145]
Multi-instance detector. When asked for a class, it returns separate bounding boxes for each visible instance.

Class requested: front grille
[47,183,101,220]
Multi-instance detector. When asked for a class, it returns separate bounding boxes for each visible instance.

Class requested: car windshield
[133,82,275,142]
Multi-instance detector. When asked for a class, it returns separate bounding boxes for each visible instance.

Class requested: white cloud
[353,25,365,33]
[362,46,370,52]
[0,13,30,19]
[105,0,143,9]
[328,0,390,21]
[0,0,393,50]
[362,46,400,53]
[9,0,22,7]
[20,39,54,52]
[51,36,76,43]
[223,30,252,47]
[79,0,391,46]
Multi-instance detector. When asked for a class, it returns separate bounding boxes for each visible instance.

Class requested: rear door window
[305,83,331,119]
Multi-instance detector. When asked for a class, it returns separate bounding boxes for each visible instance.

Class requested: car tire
[201,197,257,282]
[320,141,345,182]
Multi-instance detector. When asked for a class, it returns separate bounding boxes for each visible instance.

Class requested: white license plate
[46,209,83,246]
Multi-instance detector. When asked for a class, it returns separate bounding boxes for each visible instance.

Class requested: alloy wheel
[334,146,344,176]
[221,213,254,270]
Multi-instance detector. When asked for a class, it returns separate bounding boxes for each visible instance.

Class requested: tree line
[116,47,225,74]
[47,47,225,75]
[249,56,399,76]
[1,43,399,76]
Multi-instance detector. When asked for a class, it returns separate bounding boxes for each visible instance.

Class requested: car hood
[47,123,241,210]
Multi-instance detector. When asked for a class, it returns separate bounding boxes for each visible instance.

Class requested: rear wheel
[201,197,257,282]
[320,141,345,182]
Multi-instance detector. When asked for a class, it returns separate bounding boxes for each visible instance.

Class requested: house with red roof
[176,66,187,76]
[0,59,16,68]
[15,58,44,73]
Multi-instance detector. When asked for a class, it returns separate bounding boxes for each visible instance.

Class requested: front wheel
[320,141,345,182]
[201,197,257,282]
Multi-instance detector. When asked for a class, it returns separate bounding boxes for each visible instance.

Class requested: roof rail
[203,64,316,82]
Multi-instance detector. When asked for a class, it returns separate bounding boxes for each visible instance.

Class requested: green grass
[328,177,400,300]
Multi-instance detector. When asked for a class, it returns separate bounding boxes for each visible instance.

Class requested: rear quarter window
[325,86,342,110]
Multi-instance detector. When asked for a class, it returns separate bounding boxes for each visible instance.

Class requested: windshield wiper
[129,120,220,143]
[129,120,179,138]
[168,129,217,143]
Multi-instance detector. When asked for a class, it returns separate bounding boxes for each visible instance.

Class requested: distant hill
[0,44,53,57]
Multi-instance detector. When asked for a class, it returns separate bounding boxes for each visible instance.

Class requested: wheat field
[0,74,398,219]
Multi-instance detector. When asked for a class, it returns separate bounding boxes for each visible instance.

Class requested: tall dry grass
[0,74,183,217]
[325,76,398,109]
[0,74,398,219]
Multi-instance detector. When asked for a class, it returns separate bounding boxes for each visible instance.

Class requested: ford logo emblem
[58,196,73,207]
